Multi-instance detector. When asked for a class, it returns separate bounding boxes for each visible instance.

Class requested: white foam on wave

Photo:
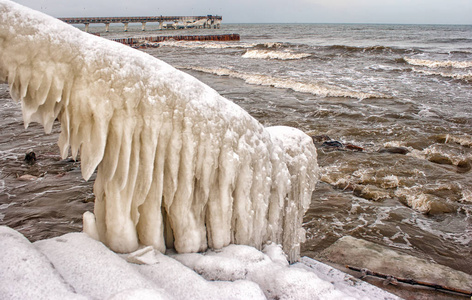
[444,134,472,147]
[260,42,284,48]
[394,178,467,215]
[404,57,472,69]
[394,187,437,213]
[461,189,472,204]
[382,226,413,250]
[412,68,472,81]
[184,66,387,100]
[242,49,311,60]
[402,212,472,246]
[408,144,471,167]
[156,41,286,50]
[382,141,407,148]
[381,175,400,189]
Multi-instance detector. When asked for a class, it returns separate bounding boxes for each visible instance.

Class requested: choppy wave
[444,134,472,147]
[408,143,472,171]
[183,66,387,100]
[404,57,472,69]
[158,40,250,49]
[327,44,408,54]
[254,42,284,49]
[394,184,463,214]
[242,49,311,60]
[412,68,472,82]
[321,160,466,214]
[156,41,286,50]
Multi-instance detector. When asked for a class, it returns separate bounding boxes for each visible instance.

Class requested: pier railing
[59,16,222,24]
[58,15,222,32]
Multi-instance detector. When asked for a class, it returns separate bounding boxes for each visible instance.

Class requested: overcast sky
[11,0,472,24]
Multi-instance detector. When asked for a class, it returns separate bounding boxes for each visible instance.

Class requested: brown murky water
[0,86,94,241]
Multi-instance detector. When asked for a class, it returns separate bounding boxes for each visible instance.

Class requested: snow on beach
[0,226,399,299]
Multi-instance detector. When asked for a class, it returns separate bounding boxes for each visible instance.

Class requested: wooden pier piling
[110,34,240,47]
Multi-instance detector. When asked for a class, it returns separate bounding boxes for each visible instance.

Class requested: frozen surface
[130,246,266,300]
[0,0,318,262]
[0,226,84,300]
[0,226,400,300]
[296,258,401,300]
[34,232,169,299]
[171,244,354,300]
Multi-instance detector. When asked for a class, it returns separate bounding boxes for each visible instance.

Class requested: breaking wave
[404,57,472,69]
[254,42,284,49]
[444,134,472,147]
[242,49,311,60]
[183,66,387,100]
[327,44,408,54]
[158,40,250,49]
[409,144,471,167]
[156,41,287,50]
[412,68,472,82]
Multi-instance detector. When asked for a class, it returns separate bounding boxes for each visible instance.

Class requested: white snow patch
[171,244,355,300]
[34,232,170,299]
[1,227,400,300]
[0,226,85,299]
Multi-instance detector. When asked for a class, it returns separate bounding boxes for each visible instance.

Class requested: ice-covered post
[123,22,129,32]
[0,0,319,263]
[141,22,146,31]
[84,23,89,32]
[105,23,110,32]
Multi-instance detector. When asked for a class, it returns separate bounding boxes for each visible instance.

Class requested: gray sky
[11,0,472,24]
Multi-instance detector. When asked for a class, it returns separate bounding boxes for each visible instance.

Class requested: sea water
[0,23,471,275]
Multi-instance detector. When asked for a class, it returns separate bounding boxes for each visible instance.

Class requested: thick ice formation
[0,0,318,262]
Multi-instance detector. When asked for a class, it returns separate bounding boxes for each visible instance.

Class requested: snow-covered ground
[0,226,400,299]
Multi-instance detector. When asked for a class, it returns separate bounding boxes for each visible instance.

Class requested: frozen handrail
[0,0,318,263]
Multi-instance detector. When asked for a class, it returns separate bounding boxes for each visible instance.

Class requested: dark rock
[428,154,453,165]
[24,151,36,165]
[378,147,409,155]
[321,140,344,148]
[457,160,471,173]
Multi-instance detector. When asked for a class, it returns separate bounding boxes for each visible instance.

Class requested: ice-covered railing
[0,0,318,262]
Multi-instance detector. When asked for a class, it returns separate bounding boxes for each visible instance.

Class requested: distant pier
[59,15,222,32]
